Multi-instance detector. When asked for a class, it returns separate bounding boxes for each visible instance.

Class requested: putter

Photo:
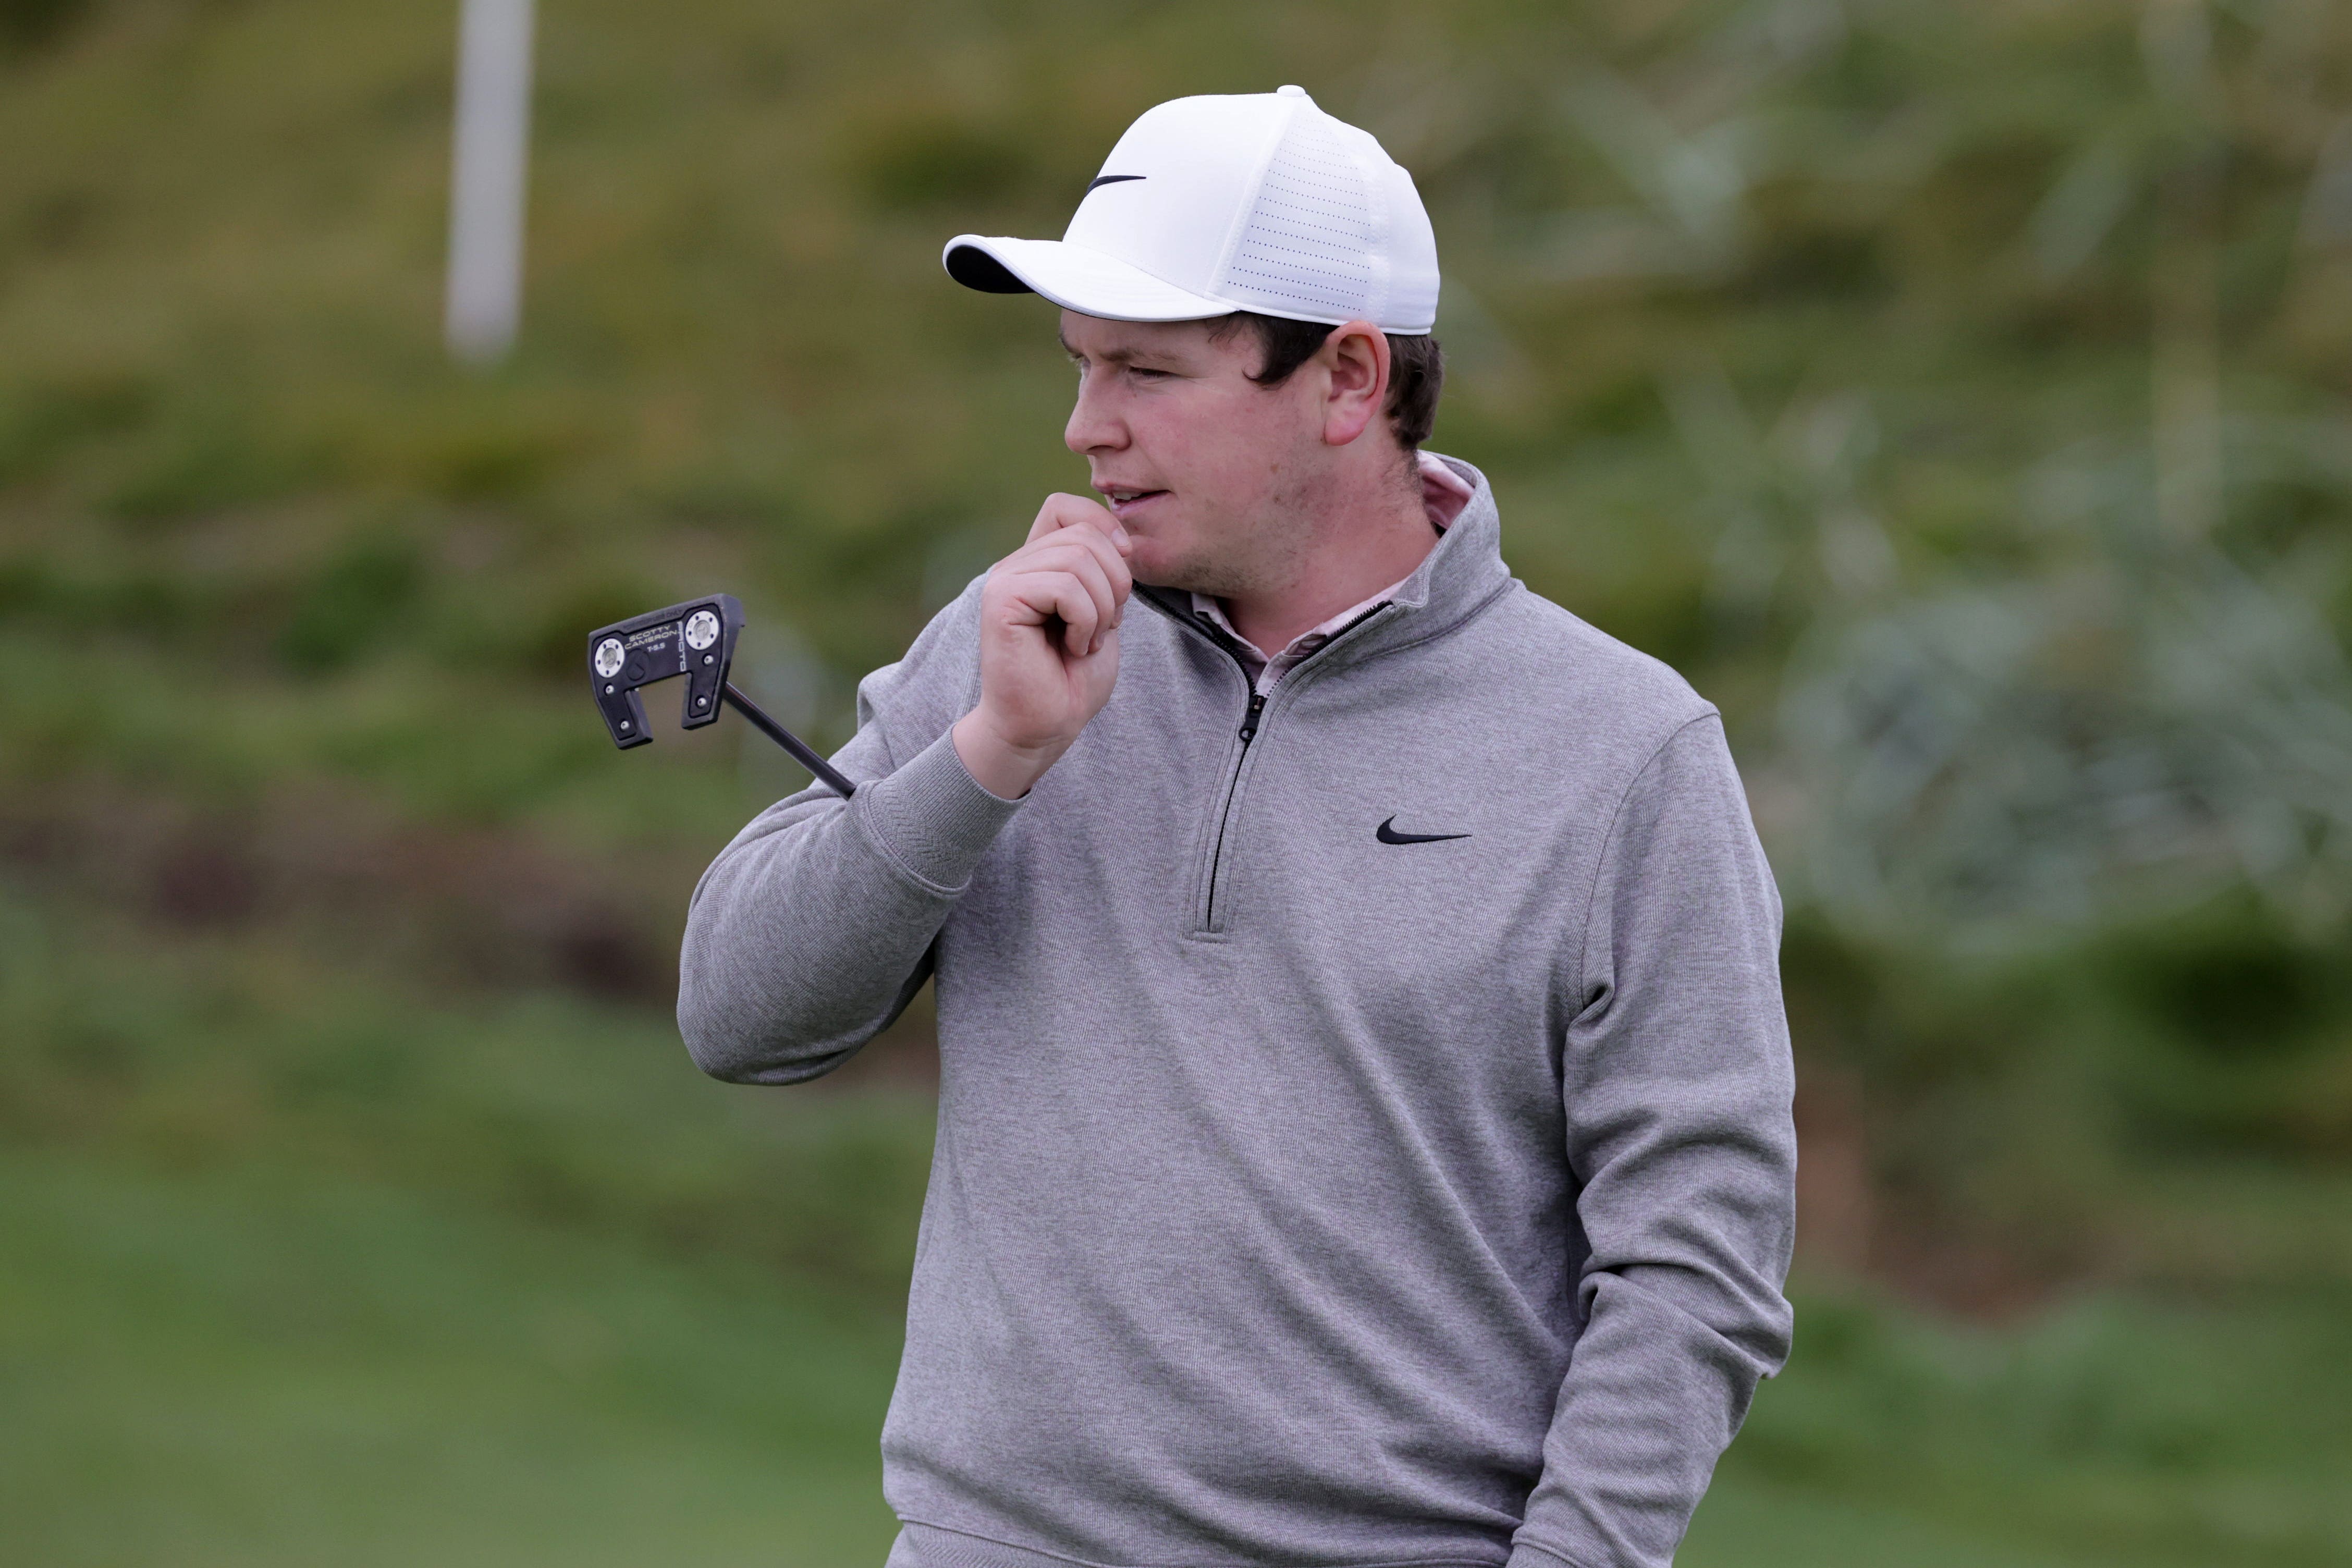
[587,594,856,798]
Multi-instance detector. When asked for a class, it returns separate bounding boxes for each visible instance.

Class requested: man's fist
[951,494,1134,799]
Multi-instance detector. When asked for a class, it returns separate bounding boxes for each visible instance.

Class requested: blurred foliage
[0,0,85,52]
[4,0,2352,1556]
[275,531,425,674]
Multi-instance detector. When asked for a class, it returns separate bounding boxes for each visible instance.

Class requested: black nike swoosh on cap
[1376,816,1471,845]
[1085,174,1146,193]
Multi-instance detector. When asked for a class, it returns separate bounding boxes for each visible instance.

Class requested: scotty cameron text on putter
[586,594,856,798]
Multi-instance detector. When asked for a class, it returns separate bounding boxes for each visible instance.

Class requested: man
[679,87,1795,1568]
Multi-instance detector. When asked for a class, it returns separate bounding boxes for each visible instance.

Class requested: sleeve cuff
[851,727,1024,895]
[1505,1545,1591,1568]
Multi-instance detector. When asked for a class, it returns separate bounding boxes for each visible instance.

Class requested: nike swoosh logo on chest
[1376,815,1471,845]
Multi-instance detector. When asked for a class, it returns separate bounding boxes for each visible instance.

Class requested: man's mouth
[1098,485,1168,521]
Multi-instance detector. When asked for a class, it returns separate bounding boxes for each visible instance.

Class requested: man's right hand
[951,494,1134,800]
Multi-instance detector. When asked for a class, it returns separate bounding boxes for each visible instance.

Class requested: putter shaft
[724,683,858,799]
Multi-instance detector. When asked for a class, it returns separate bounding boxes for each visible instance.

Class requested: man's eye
[1130,366,1170,381]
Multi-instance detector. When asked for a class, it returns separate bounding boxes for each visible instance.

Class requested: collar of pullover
[1134,450,1513,681]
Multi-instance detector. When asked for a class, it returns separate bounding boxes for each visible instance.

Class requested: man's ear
[1319,321,1391,448]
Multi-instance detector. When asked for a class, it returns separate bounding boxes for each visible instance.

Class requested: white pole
[445,0,536,364]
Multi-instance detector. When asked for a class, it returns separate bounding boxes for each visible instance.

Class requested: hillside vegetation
[4,0,2352,1562]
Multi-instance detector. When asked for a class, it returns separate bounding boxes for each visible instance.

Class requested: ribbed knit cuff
[1504,1539,1592,1568]
[893,1521,1513,1568]
[853,728,1024,895]
[889,1523,1078,1567]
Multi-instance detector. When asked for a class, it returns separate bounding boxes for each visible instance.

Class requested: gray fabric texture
[679,454,1797,1568]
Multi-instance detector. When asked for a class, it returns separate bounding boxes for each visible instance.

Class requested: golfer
[680,87,1795,1568]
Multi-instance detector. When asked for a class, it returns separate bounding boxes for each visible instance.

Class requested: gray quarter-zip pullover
[678,455,1796,1568]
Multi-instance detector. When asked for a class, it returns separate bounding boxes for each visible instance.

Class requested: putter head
[586,594,742,749]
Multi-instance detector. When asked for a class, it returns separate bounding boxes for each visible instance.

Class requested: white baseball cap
[942,86,1439,335]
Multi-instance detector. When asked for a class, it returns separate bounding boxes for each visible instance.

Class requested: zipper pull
[1239,691,1266,743]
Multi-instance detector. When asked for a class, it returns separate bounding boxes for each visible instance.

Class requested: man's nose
[1064,379,1126,456]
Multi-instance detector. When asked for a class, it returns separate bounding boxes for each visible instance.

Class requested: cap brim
[942,236,1233,322]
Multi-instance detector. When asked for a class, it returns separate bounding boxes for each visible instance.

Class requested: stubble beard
[1134,474,1317,603]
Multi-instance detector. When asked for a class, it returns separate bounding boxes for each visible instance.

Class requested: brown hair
[1208,313,1445,450]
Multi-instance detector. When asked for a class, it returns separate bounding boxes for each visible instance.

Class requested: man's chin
[1128,541,1245,599]
[1125,543,1195,593]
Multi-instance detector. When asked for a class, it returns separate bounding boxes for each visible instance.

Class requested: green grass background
[5,0,2352,1561]
[7,886,2350,1564]
[11,1141,2344,1568]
